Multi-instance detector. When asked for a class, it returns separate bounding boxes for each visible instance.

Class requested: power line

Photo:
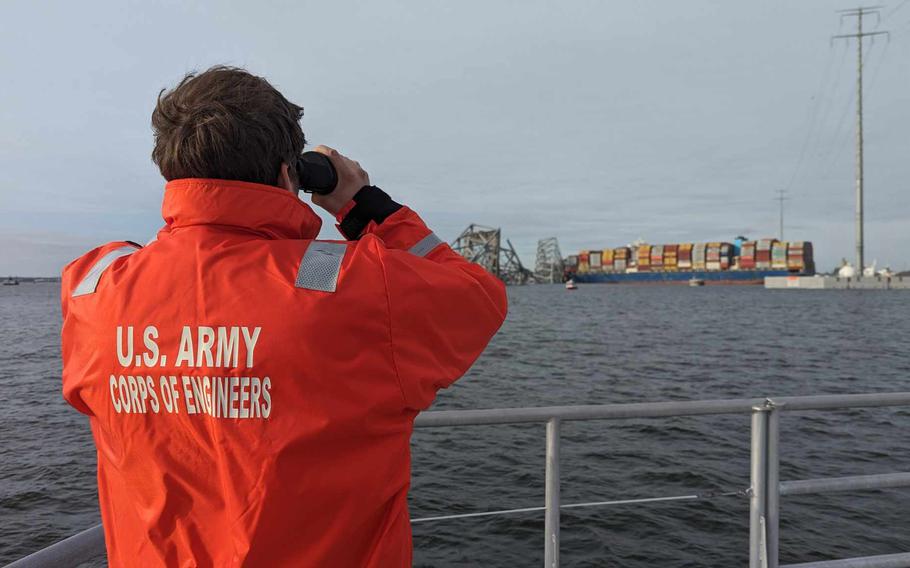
[808,42,851,163]
[885,0,910,18]
[821,27,889,174]
[820,41,874,173]
[782,43,839,193]
[775,189,790,240]
[864,32,891,95]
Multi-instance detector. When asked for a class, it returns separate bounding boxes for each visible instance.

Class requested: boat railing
[6,392,910,568]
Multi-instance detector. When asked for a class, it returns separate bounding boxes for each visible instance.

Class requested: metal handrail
[784,553,910,568]
[414,392,910,426]
[6,392,910,568]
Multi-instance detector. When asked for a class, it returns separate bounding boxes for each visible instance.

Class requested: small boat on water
[688,278,705,287]
[3,277,19,286]
[565,279,578,290]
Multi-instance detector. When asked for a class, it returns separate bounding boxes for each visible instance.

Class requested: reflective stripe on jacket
[60,178,507,567]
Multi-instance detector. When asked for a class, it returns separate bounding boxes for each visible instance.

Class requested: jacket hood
[160,178,323,240]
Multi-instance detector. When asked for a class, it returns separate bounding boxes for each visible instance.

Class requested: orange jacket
[60,179,507,567]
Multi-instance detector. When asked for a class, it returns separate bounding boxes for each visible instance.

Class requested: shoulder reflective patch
[295,241,347,292]
[72,246,138,297]
[408,233,444,257]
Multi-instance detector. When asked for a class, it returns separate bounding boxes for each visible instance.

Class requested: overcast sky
[2,0,909,276]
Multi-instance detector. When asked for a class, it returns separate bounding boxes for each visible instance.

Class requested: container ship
[565,238,815,285]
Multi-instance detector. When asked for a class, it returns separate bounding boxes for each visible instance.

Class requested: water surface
[1,283,908,566]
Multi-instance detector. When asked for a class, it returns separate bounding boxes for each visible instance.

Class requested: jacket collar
[160,178,323,240]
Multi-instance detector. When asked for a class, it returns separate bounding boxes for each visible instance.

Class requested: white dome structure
[838,264,858,278]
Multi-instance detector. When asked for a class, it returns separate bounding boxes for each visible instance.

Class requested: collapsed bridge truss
[450,224,535,285]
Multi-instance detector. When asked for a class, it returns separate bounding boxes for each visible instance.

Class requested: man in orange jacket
[60,66,507,567]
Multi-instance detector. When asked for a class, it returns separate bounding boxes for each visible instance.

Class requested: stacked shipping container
[650,245,664,270]
[720,244,732,270]
[663,244,679,270]
[678,244,693,269]
[771,242,788,269]
[787,242,814,273]
[637,245,652,272]
[756,239,775,269]
[613,247,630,271]
[602,249,614,272]
[705,242,722,271]
[589,250,602,270]
[692,244,707,270]
[578,251,590,273]
[740,242,757,269]
[570,239,814,277]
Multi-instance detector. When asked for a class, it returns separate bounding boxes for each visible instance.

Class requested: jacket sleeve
[363,207,508,410]
[60,241,139,416]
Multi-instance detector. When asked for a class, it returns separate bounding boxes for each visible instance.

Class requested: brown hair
[151,66,305,185]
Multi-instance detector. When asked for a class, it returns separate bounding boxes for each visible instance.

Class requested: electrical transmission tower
[775,189,789,240]
[450,224,533,285]
[534,237,565,283]
[833,6,888,273]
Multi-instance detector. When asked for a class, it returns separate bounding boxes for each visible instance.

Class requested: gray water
[2,282,909,566]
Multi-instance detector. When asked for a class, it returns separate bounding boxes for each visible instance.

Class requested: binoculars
[295,152,338,195]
